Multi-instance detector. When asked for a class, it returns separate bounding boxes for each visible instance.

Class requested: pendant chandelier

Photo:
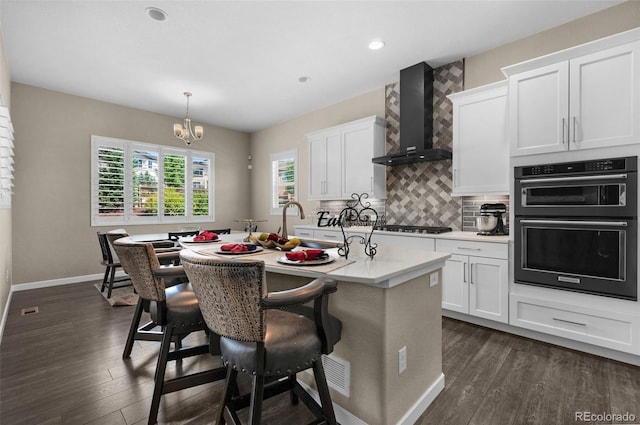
[173,91,203,146]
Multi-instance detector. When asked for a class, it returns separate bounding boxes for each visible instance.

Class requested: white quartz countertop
[182,234,450,289]
[295,225,510,244]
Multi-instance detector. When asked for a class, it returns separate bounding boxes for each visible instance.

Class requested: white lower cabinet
[294,228,314,238]
[436,239,509,323]
[371,233,435,251]
[510,294,640,354]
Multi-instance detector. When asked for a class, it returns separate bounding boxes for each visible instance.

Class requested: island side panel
[383,270,443,424]
[266,272,387,424]
[266,271,444,425]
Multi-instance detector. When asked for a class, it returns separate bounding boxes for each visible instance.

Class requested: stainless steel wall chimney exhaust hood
[372,62,452,166]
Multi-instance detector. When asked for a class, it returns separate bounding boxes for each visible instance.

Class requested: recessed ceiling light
[368,40,386,50]
[146,7,168,22]
[298,76,311,83]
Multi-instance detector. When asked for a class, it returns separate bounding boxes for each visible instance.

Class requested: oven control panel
[517,157,636,178]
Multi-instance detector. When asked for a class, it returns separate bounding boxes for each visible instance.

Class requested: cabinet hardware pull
[572,116,577,143]
[519,174,627,185]
[519,219,628,227]
[470,263,474,284]
[458,247,481,251]
[562,118,566,144]
[553,317,587,327]
[463,263,467,283]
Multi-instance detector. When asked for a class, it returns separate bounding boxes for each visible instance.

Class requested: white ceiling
[0,1,623,133]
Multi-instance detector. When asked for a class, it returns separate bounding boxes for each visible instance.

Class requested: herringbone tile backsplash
[385,60,464,230]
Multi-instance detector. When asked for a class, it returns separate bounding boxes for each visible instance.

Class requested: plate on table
[180,236,220,243]
[276,255,335,266]
[214,245,263,255]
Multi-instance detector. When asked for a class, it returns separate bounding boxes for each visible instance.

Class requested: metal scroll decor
[334,193,379,259]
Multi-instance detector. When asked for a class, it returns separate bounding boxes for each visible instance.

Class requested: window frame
[91,135,215,226]
[270,149,298,216]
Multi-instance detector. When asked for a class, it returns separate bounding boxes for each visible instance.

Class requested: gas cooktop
[374,224,452,234]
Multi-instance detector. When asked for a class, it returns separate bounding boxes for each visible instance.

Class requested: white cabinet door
[509,62,569,156]
[468,256,509,323]
[342,120,386,199]
[450,82,509,195]
[307,116,386,201]
[308,130,341,199]
[441,254,468,314]
[570,41,640,150]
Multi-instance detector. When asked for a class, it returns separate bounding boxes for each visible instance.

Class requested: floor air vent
[21,306,39,315]
[320,353,350,397]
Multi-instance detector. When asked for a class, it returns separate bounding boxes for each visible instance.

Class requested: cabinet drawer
[295,228,314,238]
[435,239,508,259]
[511,295,638,354]
[314,229,342,241]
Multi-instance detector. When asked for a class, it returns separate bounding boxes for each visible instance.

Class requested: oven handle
[519,219,628,227]
[518,173,628,185]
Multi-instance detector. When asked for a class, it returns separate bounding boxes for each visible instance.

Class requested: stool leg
[149,326,174,425]
[123,298,144,359]
[217,367,238,425]
[312,359,337,425]
[107,266,117,298]
[288,375,299,405]
[248,374,264,425]
[101,267,109,292]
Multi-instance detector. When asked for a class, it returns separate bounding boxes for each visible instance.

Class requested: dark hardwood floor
[1,281,639,425]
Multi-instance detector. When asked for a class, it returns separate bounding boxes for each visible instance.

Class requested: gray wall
[10,83,251,284]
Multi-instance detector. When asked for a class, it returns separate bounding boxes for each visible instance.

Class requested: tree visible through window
[271,149,297,215]
[91,136,214,226]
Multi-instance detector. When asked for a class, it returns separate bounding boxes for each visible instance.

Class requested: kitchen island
[183,236,450,425]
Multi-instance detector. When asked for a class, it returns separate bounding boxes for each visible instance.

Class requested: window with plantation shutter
[97,145,125,219]
[192,155,210,217]
[0,100,14,209]
[270,149,297,215]
[91,135,214,226]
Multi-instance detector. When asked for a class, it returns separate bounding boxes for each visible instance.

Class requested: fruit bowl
[273,240,300,251]
[251,233,300,250]
[256,239,277,249]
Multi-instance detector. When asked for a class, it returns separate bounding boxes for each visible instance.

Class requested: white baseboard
[298,372,445,425]
[0,288,13,346]
[11,272,118,291]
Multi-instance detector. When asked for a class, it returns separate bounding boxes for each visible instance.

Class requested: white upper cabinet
[308,129,342,199]
[508,62,569,156]
[308,116,386,200]
[504,29,640,157]
[448,81,509,195]
[570,42,640,150]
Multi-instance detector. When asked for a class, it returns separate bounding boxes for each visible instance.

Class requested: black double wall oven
[514,156,638,300]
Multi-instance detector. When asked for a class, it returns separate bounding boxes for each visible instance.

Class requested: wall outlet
[429,272,439,287]
[398,346,407,374]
